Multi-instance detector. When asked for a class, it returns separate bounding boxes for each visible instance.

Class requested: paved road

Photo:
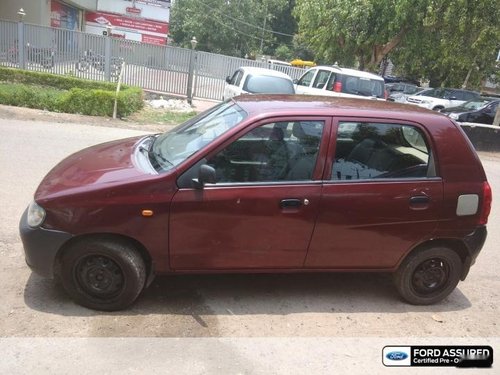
[0,119,498,374]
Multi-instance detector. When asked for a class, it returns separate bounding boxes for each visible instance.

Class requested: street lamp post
[187,36,197,105]
[104,24,113,81]
[17,8,26,69]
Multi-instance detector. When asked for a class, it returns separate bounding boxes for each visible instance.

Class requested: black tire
[394,247,462,305]
[432,106,444,111]
[60,238,146,311]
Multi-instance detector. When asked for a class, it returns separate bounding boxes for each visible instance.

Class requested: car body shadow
[24,271,471,317]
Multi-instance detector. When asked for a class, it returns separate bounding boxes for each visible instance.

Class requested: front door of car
[305,119,443,269]
[294,69,317,95]
[169,118,330,270]
[224,70,244,100]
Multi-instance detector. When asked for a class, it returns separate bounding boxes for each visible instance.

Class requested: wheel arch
[54,233,154,283]
[398,238,469,269]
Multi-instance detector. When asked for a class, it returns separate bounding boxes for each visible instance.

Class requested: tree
[294,0,499,88]
[170,0,289,57]
[294,0,427,72]
[392,0,500,89]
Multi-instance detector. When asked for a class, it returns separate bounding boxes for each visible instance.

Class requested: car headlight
[448,113,459,120]
[27,200,46,228]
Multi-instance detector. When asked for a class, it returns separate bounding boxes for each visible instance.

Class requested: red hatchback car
[20,96,491,311]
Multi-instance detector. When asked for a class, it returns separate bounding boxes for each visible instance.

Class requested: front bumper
[461,225,487,280]
[19,207,73,278]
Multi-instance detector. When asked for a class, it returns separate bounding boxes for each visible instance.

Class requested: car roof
[239,66,292,79]
[232,95,443,122]
[310,66,384,81]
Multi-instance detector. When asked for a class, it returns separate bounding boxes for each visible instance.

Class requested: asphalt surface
[0,118,499,374]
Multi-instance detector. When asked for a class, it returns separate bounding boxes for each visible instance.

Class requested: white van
[295,65,386,100]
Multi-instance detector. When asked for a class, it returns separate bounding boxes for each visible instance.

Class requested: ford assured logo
[386,351,409,361]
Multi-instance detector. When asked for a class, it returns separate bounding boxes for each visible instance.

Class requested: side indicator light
[142,210,154,217]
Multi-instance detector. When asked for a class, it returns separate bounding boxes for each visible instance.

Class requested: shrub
[0,83,61,111]
[0,66,143,117]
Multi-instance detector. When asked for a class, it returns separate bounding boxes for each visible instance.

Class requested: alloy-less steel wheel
[60,238,146,311]
[394,247,462,305]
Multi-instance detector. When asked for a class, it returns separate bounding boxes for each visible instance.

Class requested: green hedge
[0,66,143,117]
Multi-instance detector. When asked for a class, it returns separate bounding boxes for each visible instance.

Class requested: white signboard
[97,0,170,23]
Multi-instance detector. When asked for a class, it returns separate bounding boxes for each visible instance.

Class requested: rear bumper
[461,225,487,280]
[19,208,72,278]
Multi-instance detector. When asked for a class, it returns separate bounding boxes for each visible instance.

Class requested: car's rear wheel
[60,238,146,311]
[394,246,462,305]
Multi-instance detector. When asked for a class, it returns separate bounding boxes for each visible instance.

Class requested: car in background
[386,82,420,102]
[405,87,479,111]
[394,87,435,103]
[295,65,386,100]
[223,67,294,100]
[20,96,491,310]
[440,97,500,124]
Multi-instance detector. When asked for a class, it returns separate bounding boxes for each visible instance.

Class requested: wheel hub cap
[76,255,124,298]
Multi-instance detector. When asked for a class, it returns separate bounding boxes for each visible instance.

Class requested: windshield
[243,75,295,94]
[151,102,247,172]
[461,99,492,110]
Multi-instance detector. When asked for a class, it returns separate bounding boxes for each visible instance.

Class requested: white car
[405,88,479,111]
[295,65,386,100]
[223,67,295,100]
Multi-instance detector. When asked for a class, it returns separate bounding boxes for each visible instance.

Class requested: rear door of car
[304,117,444,269]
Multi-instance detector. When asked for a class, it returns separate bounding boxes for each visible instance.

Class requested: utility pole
[259,1,268,53]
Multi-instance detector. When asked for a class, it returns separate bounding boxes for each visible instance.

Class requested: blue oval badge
[386,351,408,361]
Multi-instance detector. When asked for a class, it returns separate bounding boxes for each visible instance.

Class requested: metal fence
[0,19,306,102]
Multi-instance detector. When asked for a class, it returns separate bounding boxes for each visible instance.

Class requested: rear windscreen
[243,75,295,94]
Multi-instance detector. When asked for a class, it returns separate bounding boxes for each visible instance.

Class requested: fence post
[17,20,25,70]
[186,49,195,104]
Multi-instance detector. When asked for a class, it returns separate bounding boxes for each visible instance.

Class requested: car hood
[35,136,149,200]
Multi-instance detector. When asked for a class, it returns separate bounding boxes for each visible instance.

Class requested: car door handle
[280,199,303,209]
[409,195,430,205]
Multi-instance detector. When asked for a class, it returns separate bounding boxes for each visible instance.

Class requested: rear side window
[463,91,479,101]
[339,75,385,98]
[332,122,434,180]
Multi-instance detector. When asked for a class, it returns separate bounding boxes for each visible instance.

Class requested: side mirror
[225,76,231,84]
[192,164,216,189]
[293,79,298,84]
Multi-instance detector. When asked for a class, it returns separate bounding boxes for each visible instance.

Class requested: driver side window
[297,70,315,87]
[207,121,324,183]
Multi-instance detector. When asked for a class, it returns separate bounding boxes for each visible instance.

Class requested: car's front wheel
[394,246,462,305]
[60,238,146,311]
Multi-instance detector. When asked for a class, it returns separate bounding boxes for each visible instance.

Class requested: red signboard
[126,7,142,15]
[85,11,168,34]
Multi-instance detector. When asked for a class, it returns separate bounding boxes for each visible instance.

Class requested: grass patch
[128,106,197,125]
